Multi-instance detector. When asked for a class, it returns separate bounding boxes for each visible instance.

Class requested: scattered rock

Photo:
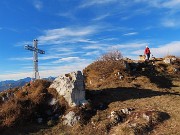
[110,111,123,124]
[62,111,81,126]
[108,108,135,127]
[174,68,178,72]
[164,58,171,64]
[48,98,57,106]
[109,109,170,135]
[119,75,124,80]
[163,56,177,64]
[171,57,176,61]
[121,108,134,115]
[37,118,43,124]
[142,113,150,121]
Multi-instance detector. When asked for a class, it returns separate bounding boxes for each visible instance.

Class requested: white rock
[163,58,171,64]
[142,113,150,121]
[50,71,87,107]
[48,98,57,106]
[174,68,178,72]
[171,57,176,61]
[119,75,124,80]
[121,108,132,115]
[62,111,80,126]
[1,96,5,102]
[110,111,117,119]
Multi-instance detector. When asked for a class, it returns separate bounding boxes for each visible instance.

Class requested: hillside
[0,56,180,135]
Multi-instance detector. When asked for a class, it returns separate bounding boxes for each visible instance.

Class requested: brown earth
[0,57,180,135]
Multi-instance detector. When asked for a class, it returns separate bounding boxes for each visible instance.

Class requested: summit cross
[24,39,45,80]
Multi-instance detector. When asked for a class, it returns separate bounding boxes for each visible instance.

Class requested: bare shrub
[84,50,125,77]
[98,50,123,61]
[83,50,128,89]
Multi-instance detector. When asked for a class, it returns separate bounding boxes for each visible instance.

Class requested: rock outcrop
[50,71,87,107]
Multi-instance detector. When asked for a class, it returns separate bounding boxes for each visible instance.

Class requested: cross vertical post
[33,39,39,80]
[24,39,45,80]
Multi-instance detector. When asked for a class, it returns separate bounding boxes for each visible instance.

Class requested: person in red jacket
[144,46,151,60]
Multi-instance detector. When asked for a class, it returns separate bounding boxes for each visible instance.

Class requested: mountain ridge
[0,77,56,92]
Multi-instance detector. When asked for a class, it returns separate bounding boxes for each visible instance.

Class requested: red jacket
[144,47,150,54]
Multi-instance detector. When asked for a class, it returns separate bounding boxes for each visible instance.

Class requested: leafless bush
[98,50,123,61]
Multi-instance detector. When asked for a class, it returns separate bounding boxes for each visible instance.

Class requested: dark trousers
[146,53,150,60]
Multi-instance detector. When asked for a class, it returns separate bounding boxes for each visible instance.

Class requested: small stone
[142,113,150,121]
[174,68,178,72]
[119,75,124,80]
[48,98,57,106]
[62,111,81,126]
[121,108,134,114]
[81,100,89,108]
[121,108,130,114]
[37,118,43,124]
[171,57,176,61]
[1,96,5,102]
[163,58,171,64]
[110,111,117,119]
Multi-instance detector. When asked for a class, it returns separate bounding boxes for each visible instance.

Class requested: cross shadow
[86,87,180,110]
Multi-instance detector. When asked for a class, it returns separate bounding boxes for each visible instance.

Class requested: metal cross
[24,39,45,80]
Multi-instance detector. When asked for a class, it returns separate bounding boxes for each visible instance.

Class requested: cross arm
[24,45,36,51]
[37,49,45,54]
[24,45,45,54]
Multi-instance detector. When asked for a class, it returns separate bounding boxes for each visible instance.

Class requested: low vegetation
[0,51,179,135]
[0,80,68,134]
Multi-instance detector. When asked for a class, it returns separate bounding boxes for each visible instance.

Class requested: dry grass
[0,56,179,135]
[0,79,69,134]
[43,57,180,135]
[83,59,128,89]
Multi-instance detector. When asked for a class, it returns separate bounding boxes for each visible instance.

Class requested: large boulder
[49,71,87,107]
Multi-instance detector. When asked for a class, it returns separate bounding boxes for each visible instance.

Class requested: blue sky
[0,0,180,81]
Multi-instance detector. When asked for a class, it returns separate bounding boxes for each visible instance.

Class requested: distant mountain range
[0,77,56,92]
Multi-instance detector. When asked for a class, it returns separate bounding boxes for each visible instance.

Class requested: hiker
[144,46,151,60]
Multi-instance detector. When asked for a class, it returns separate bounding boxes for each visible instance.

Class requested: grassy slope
[0,58,180,135]
[29,79,179,135]
[32,59,180,135]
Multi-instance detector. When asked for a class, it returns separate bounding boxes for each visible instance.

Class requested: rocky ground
[0,56,179,135]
